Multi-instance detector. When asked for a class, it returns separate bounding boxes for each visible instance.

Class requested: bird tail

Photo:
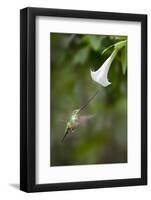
[61,128,69,143]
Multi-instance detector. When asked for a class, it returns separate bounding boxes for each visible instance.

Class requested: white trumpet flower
[90,40,127,87]
[90,49,117,87]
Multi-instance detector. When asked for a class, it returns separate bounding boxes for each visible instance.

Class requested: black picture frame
[20,7,147,192]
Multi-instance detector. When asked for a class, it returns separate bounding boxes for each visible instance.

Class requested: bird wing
[78,115,94,126]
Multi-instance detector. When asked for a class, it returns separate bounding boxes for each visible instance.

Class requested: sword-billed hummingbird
[61,90,99,143]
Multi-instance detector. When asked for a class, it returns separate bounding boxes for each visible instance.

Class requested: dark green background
[50,33,127,166]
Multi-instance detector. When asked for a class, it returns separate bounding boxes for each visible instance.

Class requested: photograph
[50,33,127,166]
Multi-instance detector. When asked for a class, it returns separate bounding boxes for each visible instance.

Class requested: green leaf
[73,47,89,65]
[121,46,127,75]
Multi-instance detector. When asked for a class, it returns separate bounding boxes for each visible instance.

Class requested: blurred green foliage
[50,33,127,166]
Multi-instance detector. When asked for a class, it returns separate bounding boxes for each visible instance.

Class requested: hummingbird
[61,90,99,143]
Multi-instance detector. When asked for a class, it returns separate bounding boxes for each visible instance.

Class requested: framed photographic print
[20,7,147,192]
